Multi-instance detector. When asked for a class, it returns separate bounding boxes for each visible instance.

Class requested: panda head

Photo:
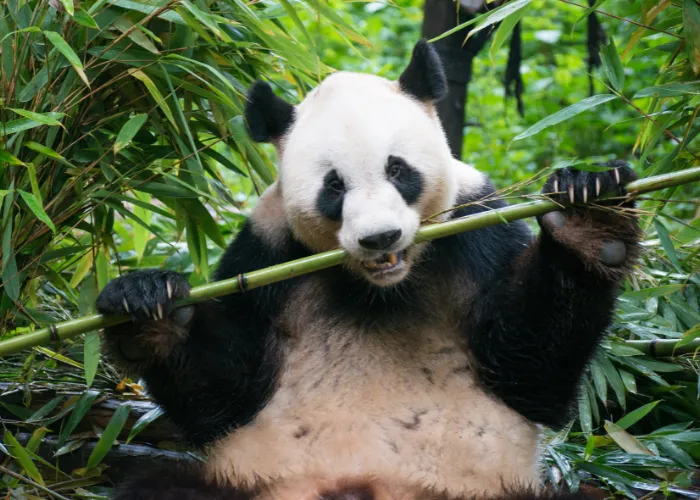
[246,40,458,287]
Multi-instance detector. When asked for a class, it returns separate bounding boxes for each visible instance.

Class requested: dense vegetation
[0,0,698,498]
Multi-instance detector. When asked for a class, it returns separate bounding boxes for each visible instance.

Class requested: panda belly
[205,319,540,498]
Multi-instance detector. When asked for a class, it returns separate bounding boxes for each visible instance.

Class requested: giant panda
[96,40,641,500]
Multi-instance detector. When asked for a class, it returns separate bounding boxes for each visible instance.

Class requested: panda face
[278,72,456,287]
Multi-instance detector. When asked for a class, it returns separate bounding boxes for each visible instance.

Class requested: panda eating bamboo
[96,40,641,500]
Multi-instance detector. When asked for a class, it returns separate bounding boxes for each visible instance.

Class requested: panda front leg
[467,161,641,428]
[96,264,279,446]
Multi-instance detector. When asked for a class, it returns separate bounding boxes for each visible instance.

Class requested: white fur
[278,73,457,256]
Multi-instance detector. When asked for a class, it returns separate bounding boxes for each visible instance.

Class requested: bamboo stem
[1,166,698,357]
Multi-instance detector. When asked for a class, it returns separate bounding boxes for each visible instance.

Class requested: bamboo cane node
[237,273,249,293]
[649,338,657,358]
[49,324,60,342]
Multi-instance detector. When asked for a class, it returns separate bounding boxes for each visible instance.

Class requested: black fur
[98,223,309,446]
[398,40,448,102]
[245,81,296,142]
[463,163,639,428]
[317,169,346,221]
[387,156,424,205]
[112,462,256,500]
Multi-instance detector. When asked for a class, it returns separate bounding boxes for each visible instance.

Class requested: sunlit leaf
[43,30,90,87]
[513,95,617,141]
[18,190,56,233]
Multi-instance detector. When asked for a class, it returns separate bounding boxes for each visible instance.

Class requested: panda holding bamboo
[96,40,641,500]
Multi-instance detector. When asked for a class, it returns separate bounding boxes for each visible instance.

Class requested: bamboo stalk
[0,166,698,357]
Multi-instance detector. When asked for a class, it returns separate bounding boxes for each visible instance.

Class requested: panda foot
[538,161,641,278]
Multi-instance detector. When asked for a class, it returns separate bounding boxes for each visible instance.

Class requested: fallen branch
[0,166,698,357]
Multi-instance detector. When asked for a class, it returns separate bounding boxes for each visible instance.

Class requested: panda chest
[206,322,540,495]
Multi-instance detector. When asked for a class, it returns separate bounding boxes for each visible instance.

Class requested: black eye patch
[386,156,423,205]
[316,169,345,221]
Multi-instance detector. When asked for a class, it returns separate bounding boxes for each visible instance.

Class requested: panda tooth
[388,253,397,266]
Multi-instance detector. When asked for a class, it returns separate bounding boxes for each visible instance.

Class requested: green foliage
[0,0,698,498]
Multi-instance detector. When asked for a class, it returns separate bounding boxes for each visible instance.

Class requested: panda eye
[328,179,344,192]
[387,157,403,179]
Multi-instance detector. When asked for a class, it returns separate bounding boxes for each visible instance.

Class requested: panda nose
[358,229,402,250]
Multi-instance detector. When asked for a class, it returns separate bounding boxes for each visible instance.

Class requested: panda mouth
[361,251,404,273]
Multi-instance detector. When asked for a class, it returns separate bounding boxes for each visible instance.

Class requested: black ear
[245,81,296,142]
[398,40,447,102]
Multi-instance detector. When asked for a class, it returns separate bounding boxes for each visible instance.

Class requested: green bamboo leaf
[573,0,608,27]
[24,141,65,160]
[59,390,100,447]
[604,421,668,479]
[619,370,637,393]
[578,386,593,434]
[634,82,700,98]
[73,8,99,29]
[467,0,532,41]
[4,431,44,485]
[675,324,700,349]
[656,438,696,468]
[513,94,617,141]
[27,396,63,423]
[489,6,527,61]
[137,181,198,198]
[683,0,700,75]
[126,407,164,444]
[59,0,75,16]
[654,219,683,272]
[600,38,625,91]
[0,113,66,136]
[615,401,660,429]
[26,427,48,454]
[597,353,626,409]
[114,114,148,154]
[128,69,178,131]
[86,403,131,469]
[590,359,608,404]
[622,284,685,301]
[84,332,100,387]
[18,190,56,233]
[0,149,23,165]
[54,439,85,457]
[43,30,90,87]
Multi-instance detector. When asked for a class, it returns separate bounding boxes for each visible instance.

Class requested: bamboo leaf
[4,431,44,485]
[597,353,626,409]
[634,82,700,98]
[59,390,100,447]
[84,332,100,388]
[128,69,178,131]
[512,95,617,141]
[126,407,164,444]
[24,141,66,161]
[114,114,148,155]
[73,8,99,29]
[59,0,75,16]
[27,396,63,423]
[684,0,700,75]
[9,108,65,127]
[600,38,625,91]
[615,401,660,429]
[18,190,56,233]
[653,219,683,272]
[622,284,685,301]
[467,0,532,41]
[43,30,90,87]
[86,403,130,469]
[489,6,526,62]
[0,149,23,165]
[0,113,66,136]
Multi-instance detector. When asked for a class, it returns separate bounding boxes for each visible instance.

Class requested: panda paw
[97,270,195,363]
[538,161,641,278]
[97,270,192,323]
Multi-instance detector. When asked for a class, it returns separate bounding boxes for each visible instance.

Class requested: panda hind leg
[112,462,255,500]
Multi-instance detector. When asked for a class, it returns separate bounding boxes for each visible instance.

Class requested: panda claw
[122,298,129,314]
[614,167,620,185]
[595,177,601,197]
[167,280,173,299]
[582,185,588,204]
[157,303,164,320]
[568,184,575,204]
[553,178,559,194]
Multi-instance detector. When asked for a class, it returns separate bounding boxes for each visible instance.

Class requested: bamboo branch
[0,166,698,357]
